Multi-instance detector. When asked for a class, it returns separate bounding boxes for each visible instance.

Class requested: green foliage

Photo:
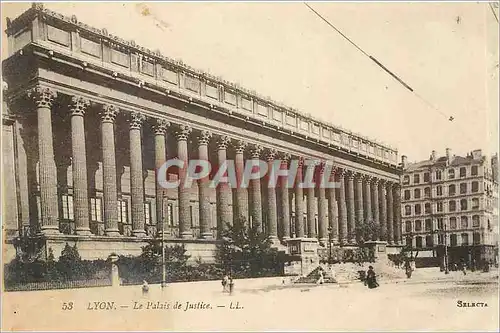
[215,217,283,278]
[355,219,380,245]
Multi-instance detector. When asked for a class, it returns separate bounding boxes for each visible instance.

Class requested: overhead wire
[303,2,482,144]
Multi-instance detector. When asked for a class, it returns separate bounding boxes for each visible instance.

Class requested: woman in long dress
[365,266,379,289]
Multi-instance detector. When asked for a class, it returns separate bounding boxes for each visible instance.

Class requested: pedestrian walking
[364,266,379,289]
[316,268,325,285]
[142,280,149,295]
[229,276,234,295]
[221,274,229,293]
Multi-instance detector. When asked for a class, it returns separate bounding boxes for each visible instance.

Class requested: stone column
[265,149,278,240]
[100,105,120,236]
[347,171,356,244]
[216,135,232,235]
[337,169,348,244]
[69,96,91,235]
[153,119,170,237]
[279,154,291,240]
[306,161,317,238]
[129,112,146,238]
[327,167,339,244]
[379,179,387,241]
[294,158,305,238]
[197,130,212,239]
[371,178,380,239]
[355,172,364,231]
[364,175,372,223]
[233,140,249,225]
[175,125,192,238]
[28,86,60,234]
[393,184,402,245]
[386,181,394,244]
[317,163,328,243]
[249,145,263,232]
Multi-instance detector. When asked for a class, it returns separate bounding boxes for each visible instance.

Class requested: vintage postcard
[1,1,499,331]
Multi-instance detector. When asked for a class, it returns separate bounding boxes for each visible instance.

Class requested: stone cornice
[5,3,398,158]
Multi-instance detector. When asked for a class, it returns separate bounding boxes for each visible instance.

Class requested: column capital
[101,104,119,123]
[371,177,380,185]
[355,172,364,182]
[250,144,263,159]
[265,148,278,162]
[197,130,212,146]
[297,156,305,167]
[153,118,170,135]
[130,112,146,130]
[378,178,387,185]
[362,174,373,181]
[385,180,395,189]
[174,124,192,141]
[69,96,91,116]
[233,139,248,154]
[216,135,231,149]
[346,169,356,180]
[28,85,57,108]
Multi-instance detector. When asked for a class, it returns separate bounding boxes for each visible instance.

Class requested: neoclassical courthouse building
[2,4,403,263]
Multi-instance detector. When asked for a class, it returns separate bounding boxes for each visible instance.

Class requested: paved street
[2,271,498,331]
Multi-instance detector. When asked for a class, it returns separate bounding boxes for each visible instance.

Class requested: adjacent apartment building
[401,148,498,267]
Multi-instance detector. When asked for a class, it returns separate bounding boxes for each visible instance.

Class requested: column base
[105,229,121,237]
[180,232,194,239]
[76,228,92,236]
[199,232,214,240]
[349,238,356,245]
[157,231,171,238]
[132,230,147,238]
[40,226,61,235]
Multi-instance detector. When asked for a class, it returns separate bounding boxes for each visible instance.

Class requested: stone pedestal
[364,240,388,263]
[285,238,320,276]
[108,253,120,287]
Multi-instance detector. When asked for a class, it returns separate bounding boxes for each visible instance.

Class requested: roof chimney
[401,155,408,169]
[446,148,452,163]
[430,150,437,161]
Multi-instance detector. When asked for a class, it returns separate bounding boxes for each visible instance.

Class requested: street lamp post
[161,210,169,289]
[328,226,333,264]
[433,225,449,274]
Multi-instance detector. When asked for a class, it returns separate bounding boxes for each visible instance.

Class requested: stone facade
[2,4,401,262]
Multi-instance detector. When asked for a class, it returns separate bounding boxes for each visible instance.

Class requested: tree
[216,217,282,277]
[57,243,83,280]
[355,219,380,245]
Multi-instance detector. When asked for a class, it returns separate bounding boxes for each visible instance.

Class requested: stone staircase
[294,265,337,284]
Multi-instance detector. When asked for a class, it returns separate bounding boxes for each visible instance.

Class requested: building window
[144,202,151,225]
[90,197,103,222]
[473,232,480,245]
[437,218,444,230]
[424,172,430,182]
[403,175,410,185]
[61,194,74,220]
[436,186,443,196]
[425,219,432,231]
[405,236,413,246]
[435,170,442,180]
[413,174,420,184]
[414,204,421,215]
[459,167,466,178]
[425,235,433,247]
[461,233,469,246]
[471,165,478,176]
[461,216,468,229]
[438,234,444,245]
[450,234,457,246]
[415,220,422,231]
[424,187,431,198]
[448,184,456,196]
[472,198,479,210]
[448,169,455,179]
[460,199,468,211]
[449,200,456,212]
[415,236,423,248]
[425,203,431,214]
[405,221,412,232]
[472,215,480,227]
[460,183,467,194]
[414,188,421,199]
[405,205,411,216]
[450,217,457,229]
[471,181,479,192]
[404,190,411,200]
[437,201,443,212]
[118,200,128,223]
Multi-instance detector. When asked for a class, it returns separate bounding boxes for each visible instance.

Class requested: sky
[2,2,499,163]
